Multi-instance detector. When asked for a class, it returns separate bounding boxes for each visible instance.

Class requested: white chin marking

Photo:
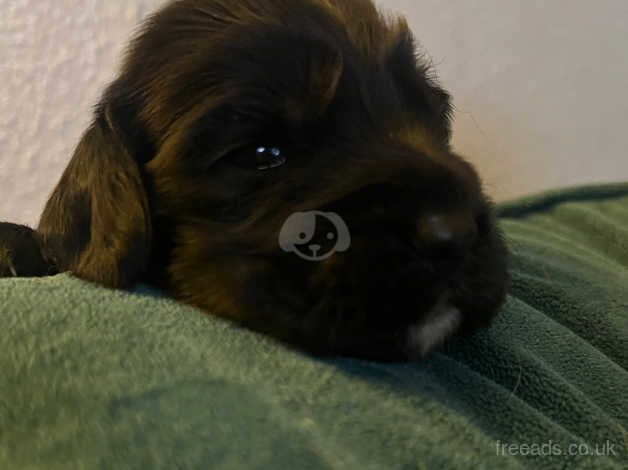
[406,304,462,358]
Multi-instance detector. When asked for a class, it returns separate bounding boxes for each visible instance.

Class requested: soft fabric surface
[1,184,626,469]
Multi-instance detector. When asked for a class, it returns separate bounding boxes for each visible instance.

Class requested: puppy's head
[45,0,509,360]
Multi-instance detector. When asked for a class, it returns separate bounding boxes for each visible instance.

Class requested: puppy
[0,0,509,360]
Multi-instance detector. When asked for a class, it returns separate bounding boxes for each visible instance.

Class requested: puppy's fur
[0,0,509,360]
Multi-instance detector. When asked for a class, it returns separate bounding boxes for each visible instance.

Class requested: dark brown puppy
[0,0,508,360]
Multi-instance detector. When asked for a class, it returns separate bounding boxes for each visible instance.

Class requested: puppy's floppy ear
[38,101,152,288]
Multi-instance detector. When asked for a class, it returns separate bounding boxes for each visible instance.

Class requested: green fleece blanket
[1,184,627,470]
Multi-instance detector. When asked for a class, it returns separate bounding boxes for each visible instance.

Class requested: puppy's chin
[405,297,462,359]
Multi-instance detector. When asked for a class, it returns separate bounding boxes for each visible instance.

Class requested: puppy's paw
[0,246,18,277]
[0,223,57,278]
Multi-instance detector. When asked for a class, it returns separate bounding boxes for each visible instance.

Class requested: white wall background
[1,0,627,226]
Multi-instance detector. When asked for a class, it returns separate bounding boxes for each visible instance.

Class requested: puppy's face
[107,0,508,360]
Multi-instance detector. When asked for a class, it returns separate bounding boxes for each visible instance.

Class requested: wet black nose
[416,212,478,258]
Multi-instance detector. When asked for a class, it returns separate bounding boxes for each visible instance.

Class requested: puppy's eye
[256,146,287,171]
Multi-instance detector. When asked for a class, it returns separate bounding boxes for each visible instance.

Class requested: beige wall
[1,0,627,226]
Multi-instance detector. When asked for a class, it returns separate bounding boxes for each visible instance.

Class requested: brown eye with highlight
[256,146,287,170]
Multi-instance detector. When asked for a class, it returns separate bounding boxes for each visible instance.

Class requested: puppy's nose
[416,212,478,257]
